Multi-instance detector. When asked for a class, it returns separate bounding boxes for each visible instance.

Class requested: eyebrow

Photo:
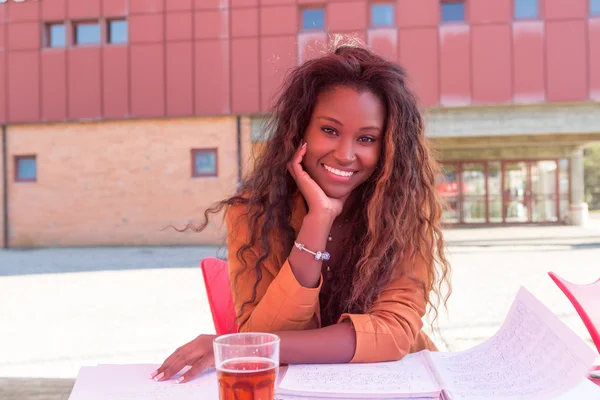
[316,116,382,132]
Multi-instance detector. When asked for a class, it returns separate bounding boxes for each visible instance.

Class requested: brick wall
[0,128,4,248]
[6,116,244,248]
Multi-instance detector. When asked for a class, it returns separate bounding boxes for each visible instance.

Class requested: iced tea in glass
[213,333,280,400]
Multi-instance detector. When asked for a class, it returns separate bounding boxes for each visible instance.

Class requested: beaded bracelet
[294,241,330,261]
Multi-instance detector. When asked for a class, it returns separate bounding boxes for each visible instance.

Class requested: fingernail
[153,372,164,381]
[176,376,184,384]
[302,142,307,148]
[150,370,158,379]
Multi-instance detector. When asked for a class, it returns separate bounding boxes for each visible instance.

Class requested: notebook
[277,287,598,400]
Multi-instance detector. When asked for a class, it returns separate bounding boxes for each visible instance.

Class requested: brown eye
[322,127,337,135]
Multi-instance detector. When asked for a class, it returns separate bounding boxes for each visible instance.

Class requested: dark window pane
[515,0,538,19]
[592,0,600,15]
[75,23,101,45]
[371,4,394,27]
[109,20,128,44]
[194,151,217,176]
[17,157,36,181]
[441,2,465,22]
[302,9,325,30]
[48,24,66,48]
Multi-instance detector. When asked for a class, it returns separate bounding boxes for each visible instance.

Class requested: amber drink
[213,333,280,400]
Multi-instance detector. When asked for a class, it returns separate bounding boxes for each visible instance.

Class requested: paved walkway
[2,222,600,399]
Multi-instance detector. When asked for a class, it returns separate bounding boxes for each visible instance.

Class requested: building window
[371,3,394,27]
[108,19,128,44]
[15,156,37,183]
[441,1,465,23]
[302,8,325,31]
[45,23,66,48]
[514,0,538,19]
[74,21,101,45]
[592,0,600,15]
[192,149,218,177]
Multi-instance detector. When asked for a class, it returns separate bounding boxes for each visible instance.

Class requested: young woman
[152,44,451,384]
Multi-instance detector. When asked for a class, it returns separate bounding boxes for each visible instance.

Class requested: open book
[277,287,598,400]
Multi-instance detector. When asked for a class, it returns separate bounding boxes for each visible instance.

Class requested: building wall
[1,0,600,125]
[5,116,244,247]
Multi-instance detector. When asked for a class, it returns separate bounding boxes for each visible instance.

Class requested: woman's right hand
[287,141,345,221]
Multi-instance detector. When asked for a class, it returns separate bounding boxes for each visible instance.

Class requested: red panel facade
[0,0,598,123]
[8,51,39,123]
[469,0,511,24]
[231,38,260,114]
[397,0,439,27]
[42,0,67,20]
[512,21,545,103]
[544,0,587,20]
[8,22,40,50]
[195,40,230,115]
[398,27,439,107]
[590,19,600,101]
[68,0,100,19]
[166,13,193,41]
[546,20,587,102]
[102,46,129,119]
[328,1,366,32]
[68,48,102,120]
[130,44,165,118]
[41,51,67,121]
[166,42,194,117]
[260,35,297,111]
[260,6,297,36]
[439,25,471,106]
[471,24,512,104]
[7,1,40,22]
[231,7,258,37]
[0,53,5,123]
[367,28,397,62]
[103,0,127,17]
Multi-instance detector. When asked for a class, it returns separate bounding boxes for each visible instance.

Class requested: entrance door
[503,160,559,223]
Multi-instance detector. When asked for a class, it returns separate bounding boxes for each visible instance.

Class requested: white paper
[430,287,597,400]
[552,378,600,400]
[68,364,218,400]
[277,352,441,399]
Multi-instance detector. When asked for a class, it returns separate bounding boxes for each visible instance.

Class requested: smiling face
[302,85,385,200]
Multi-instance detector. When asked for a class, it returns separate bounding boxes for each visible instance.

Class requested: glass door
[531,160,558,222]
[437,164,460,223]
[503,161,530,223]
[461,163,487,223]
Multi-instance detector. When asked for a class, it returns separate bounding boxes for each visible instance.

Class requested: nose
[333,139,356,166]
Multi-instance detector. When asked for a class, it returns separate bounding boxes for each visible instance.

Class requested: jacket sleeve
[226,204,322,332]
[337,253,430,363]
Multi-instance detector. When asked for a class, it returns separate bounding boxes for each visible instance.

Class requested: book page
[429,287,596,400]
[68,364,219,400]
[277,351,442,398]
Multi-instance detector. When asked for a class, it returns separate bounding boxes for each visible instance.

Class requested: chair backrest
[200,257,238,335]
[548,272,600,354]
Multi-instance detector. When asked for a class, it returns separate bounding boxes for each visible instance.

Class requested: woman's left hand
[151,334,217,384]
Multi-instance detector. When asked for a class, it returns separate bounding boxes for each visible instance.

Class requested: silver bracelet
[294,241,330,261]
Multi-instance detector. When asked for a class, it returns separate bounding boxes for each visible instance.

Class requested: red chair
[201,257,238,335]
[548,272,600,385]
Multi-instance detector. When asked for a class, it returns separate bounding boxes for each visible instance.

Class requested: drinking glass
[213,332,280,400]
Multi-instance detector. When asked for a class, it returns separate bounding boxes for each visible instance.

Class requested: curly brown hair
[180,42,451,328]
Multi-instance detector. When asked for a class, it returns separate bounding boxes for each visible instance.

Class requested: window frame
[107,18,128,45]
[191,148,218,178]
[370,2,395,28]
[440,0,466,24]
[15,155,37,183]
[73,20,102,46]
[300,7,326,32]
[514,0,539,20]
[44,22,67,48]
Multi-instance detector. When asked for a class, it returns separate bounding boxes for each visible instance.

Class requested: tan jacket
[226,194,437,363]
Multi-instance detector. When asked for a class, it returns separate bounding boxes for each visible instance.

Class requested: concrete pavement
[1,222,600,399]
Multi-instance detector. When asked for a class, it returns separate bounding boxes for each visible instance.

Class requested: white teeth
[323,164,354,177]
